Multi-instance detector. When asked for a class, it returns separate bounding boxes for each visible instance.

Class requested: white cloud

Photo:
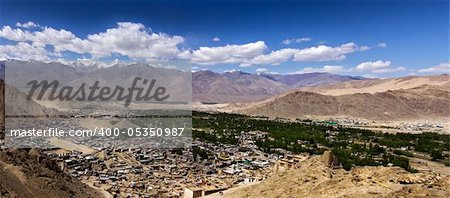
[358,45,370,51]
[377,42,387,48]
[371,66,406,74]
[36,27,91,54]
[255,68,269,73]
[187,41,268,65]
[241,48,298,67]
[0,22,185,61]
[0,26,32,41]
[176,50,192,59]
[290,65,346,74]
[223,69,239,73]
[255,67,278,74]
[362,74,379,79]
[16,21,40,29]
[288,60,402,75]
[0,22,376,70]
[187,42,365,66]
[238,42,364,67]
[355,60,391,71]
[352,60,407,75]
[212,37,220,42]
[293,42,357,62]
[0,42,49,61]
[282,37,311,44]
[358,42,387,51]
[418,62,450,73]
[86,22,184,59]
[0,26,86,53]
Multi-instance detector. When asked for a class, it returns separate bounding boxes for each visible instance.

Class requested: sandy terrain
[79,118,114,130]
[219,156,450,198]
[301,75,450,96]
[48,137,96,154]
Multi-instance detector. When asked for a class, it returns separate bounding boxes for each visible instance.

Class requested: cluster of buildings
[45,132,279,197]
[298,117,447,134]
[397,122,445,132]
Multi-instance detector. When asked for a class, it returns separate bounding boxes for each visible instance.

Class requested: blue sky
[0,0,448,77]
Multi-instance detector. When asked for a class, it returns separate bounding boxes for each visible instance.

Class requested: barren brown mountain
[241,83,450,121]
[0,149,104,198]
[193,70,289,103]
[192,70,367,103]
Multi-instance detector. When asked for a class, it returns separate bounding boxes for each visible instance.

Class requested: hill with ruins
[216,154,450,198]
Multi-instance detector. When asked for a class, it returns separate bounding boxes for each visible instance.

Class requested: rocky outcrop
[0,148,104,198]
[320,151,340,167]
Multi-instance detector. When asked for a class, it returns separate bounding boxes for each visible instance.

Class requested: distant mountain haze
[4,60,191,105]
[193,70,366,103]
[3,60,367,104]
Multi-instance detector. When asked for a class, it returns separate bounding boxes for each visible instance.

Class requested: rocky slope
[220,156,450,198]
[5,84,60,116]
[0,149,104,198]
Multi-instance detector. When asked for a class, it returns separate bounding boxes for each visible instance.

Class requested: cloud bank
[0,21,372,68]
[1,21,440,77]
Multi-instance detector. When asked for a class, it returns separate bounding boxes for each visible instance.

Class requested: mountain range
[4,60,191,105]
[259,72,366,88]
[2,60,449,121]
[193,70,366,103]
[3,60,367,104]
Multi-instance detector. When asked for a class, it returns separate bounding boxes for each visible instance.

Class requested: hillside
[0,149,104,198]
[5,85,60,116]
[241,84,450,121]
[217,156,450,198]
[299,74,450,96]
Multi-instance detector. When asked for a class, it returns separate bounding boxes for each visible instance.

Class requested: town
[20,111,446,197]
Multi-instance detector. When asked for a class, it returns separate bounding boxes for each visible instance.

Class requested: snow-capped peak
[51,58,133,69]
